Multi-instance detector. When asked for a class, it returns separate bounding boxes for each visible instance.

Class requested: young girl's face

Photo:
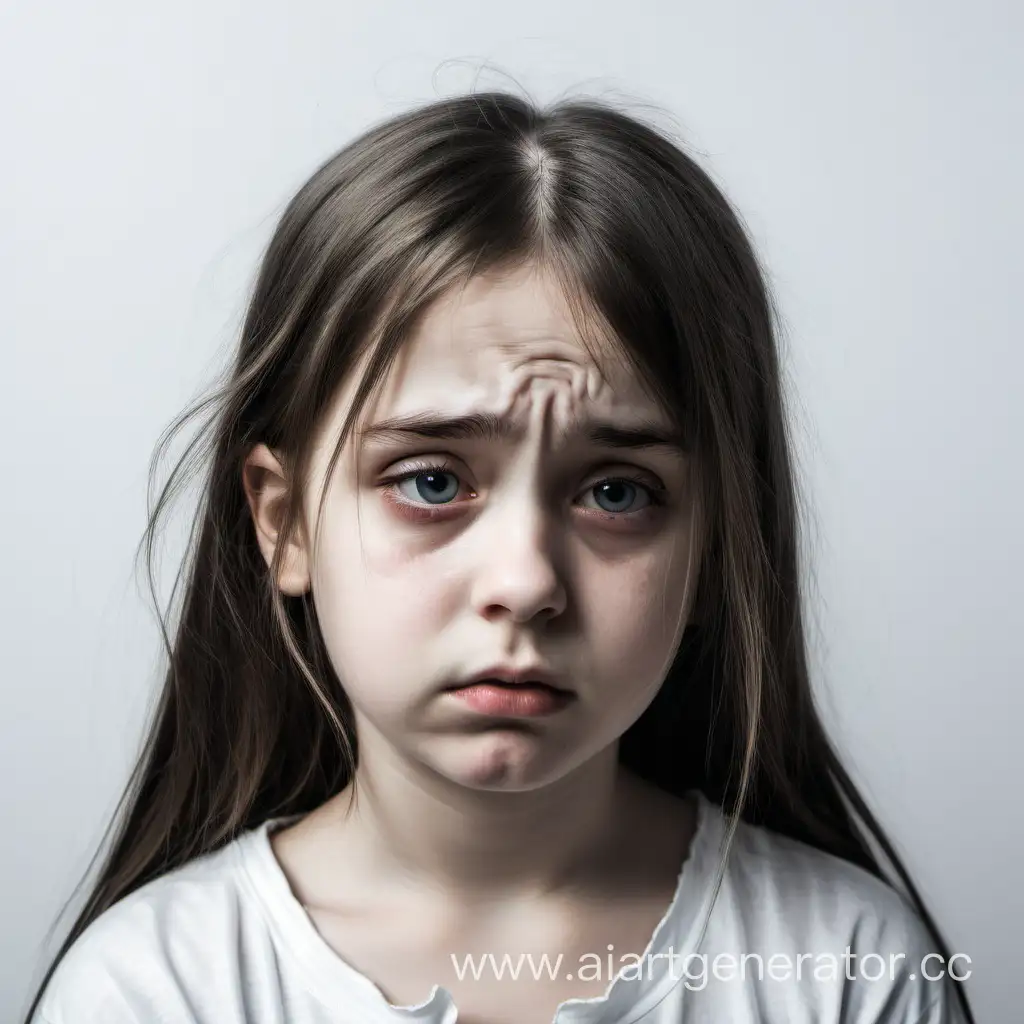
[260,263,700,792]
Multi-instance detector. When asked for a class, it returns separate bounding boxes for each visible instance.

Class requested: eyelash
[379,458,668,525]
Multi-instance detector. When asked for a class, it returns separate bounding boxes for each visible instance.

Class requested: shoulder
[698,802,970,1022]
[723,810,915,936]
[35,831,271,1023]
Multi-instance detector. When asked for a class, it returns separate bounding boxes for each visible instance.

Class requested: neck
[325,731,643,902]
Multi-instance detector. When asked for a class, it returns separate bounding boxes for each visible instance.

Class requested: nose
[469,495,568,626]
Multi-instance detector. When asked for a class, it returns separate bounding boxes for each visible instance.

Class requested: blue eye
[395,468,462,505]
[383,461,667,520]
[583,479,652,515]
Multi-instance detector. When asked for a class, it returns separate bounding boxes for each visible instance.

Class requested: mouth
[443,671,576,718]
[443,677,572,693]
[445,664,573,694]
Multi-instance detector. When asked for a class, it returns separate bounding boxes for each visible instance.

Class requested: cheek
[309,512,452,680]
[586,548,691,684]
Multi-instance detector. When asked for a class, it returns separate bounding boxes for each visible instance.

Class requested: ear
[241,443,311,596]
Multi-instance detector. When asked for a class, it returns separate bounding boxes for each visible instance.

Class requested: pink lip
[456,664,569,690]
[447,682,574,717]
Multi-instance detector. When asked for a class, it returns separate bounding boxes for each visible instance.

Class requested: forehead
[368,265,661,424]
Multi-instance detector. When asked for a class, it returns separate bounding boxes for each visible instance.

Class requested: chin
[437,731,573,791]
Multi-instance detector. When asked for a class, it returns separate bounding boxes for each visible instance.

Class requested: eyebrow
[358,411,687,455]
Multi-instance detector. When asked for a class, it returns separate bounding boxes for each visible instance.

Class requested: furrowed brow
[358,411,687,455]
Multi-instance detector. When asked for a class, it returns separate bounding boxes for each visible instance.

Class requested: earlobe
[241,444,312,596]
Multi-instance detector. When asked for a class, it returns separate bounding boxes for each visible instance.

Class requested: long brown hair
[23,88,974,1022]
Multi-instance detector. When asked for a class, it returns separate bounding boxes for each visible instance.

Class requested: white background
[2,2,1019,1021]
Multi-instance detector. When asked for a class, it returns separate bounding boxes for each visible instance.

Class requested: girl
[24,90,974,1024]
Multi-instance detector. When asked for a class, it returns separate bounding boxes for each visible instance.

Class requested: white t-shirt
[32,791,968,1023]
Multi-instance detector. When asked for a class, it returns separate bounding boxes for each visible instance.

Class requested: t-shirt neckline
[234,788,725,1024]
